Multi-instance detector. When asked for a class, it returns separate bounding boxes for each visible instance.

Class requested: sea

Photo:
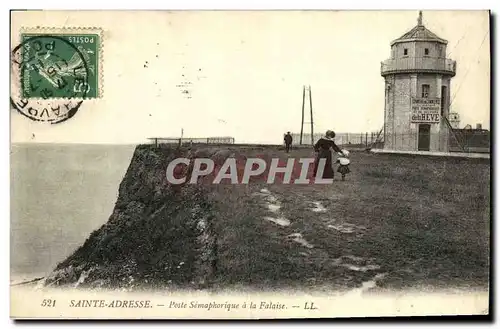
[10,143,136,284]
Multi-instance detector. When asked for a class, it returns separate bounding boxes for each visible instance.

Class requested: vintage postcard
[10,10,491,319]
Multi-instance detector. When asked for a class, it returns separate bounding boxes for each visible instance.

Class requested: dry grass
[207,148,490,291]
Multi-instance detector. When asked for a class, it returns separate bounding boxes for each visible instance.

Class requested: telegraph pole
[299,85,314,145]
[300,86,305,145]
[309,85,314,145]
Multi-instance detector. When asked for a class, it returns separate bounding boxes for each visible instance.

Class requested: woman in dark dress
[313,130,342,179]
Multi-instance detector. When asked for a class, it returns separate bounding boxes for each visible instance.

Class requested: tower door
[418,124,431,151]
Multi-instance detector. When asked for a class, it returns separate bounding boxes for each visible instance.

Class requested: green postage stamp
[18,29,102,99]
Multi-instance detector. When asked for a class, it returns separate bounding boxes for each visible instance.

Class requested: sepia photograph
[9,9,491,319]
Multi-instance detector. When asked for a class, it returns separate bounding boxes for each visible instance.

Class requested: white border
[3,1,498,328]
[3,0,499,10]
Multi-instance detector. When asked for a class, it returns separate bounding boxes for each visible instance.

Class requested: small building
[381,11,457,152]
[449,126,490,153]
[449,112,460,129]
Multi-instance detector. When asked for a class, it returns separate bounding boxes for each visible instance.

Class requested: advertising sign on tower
[411,98,441,123]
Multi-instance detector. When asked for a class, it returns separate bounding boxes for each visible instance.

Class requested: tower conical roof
[390,11,448,45]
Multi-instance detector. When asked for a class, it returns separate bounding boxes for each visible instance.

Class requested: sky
[10,10,490,144]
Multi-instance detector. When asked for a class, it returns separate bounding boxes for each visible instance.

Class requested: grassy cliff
[44,145,220,289]
[44,144,490,292]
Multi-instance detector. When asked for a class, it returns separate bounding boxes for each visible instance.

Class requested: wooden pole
[309,85,314,145]
[369,127,384,149]
[300,86,305,145]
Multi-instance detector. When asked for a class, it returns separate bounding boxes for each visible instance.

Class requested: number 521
[41,299,56,307]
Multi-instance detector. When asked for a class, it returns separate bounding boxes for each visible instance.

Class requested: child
[336,149,351,181]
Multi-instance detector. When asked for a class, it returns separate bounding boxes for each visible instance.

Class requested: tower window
[421,84,430,98]
[403,48,408,56]
[424,48,429,55]
[441,86,447,116]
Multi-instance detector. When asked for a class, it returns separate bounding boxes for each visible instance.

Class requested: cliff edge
[44,144,223,290]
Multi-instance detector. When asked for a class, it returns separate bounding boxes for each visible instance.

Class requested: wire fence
[382,131,490,153]
[290,130,490,153]
[146,129,490,154]
[290,132,382,148]
[148,136,235,147]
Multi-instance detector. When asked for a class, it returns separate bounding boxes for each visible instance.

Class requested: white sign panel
[411,98,441,123]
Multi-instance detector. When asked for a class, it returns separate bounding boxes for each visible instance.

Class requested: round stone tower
[381,11,456,152]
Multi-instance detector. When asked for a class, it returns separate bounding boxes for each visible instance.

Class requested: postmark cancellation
[10,27,103,123]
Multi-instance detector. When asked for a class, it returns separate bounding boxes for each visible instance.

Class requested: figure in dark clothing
[313,130,342,179]
[284,132,293,153]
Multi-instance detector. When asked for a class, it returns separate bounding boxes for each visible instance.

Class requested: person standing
[284,132,293,153]
[336,149,351,181]
[313,130,342,179]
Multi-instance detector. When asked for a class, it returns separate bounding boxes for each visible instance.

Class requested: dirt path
[253,180,387,293]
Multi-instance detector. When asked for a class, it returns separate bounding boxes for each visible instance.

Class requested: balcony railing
[381,57,456,76]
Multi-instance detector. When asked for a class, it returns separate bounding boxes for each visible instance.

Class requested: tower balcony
[381,57,456,77]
